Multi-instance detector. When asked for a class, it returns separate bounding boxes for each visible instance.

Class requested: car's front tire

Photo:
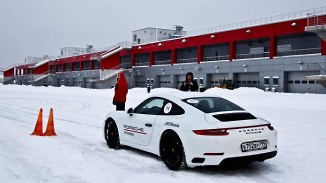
[104,119,120,149]
[160,131,187,170]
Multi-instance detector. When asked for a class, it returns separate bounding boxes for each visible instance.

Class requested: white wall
[60,47,89,57]
[0,73,3,83]
[132,28,186,45]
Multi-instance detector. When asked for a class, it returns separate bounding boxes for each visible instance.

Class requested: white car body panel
[104,93,278,167]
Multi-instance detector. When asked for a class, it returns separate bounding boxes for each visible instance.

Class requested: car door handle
[145,123,152,127]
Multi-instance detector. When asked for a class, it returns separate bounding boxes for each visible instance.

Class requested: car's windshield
[182,97,244,113]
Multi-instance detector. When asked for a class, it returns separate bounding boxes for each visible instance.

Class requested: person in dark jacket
[180,72,198,92]
[113,72,128,111]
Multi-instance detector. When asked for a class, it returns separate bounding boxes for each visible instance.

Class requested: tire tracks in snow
[0,98,99,129]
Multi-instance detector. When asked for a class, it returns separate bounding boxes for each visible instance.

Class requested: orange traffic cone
[31,108,44,136]
[44,108,57,136]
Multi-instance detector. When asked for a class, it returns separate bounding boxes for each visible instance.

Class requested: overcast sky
[0,0,325,69]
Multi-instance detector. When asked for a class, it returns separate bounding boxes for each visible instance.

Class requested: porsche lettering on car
[104,92,277,170]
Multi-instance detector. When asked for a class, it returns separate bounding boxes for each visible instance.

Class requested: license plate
[241,140,267,152]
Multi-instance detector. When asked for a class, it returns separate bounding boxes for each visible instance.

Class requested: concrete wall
[131,54,326,94]
[9,55,326,93]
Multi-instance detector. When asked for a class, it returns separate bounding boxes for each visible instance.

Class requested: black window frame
[182,97,244,113]
[133,97,185,116]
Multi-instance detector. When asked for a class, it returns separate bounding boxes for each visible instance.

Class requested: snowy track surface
[1,84,325,183]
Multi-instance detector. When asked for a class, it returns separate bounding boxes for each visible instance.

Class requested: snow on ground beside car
[0,85,325,183]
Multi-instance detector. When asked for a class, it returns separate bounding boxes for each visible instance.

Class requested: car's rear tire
[160,131,187,170]
[104,119,120,149]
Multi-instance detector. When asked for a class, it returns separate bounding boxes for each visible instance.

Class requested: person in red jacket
[113,72,128,111]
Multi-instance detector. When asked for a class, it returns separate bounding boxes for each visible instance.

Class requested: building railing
[236,52,270,59]
[96,41,132,53]
[203,55,230,62]
[32,71,51,82]
[132,6,326,47]
[176,58,198,64]
[121,63,132,69]
[186,6,326,37]
[100,64,130,80]
[307,8,326,26]
[135,62,150,67]
[277,47,320,57]
[307,62,326,76]
[2,63,22,71]
[154,60,172,65]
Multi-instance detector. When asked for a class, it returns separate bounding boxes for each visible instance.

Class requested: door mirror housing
[127,108,133,116]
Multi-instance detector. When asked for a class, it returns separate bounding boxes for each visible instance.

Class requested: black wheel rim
[161,134,183,170]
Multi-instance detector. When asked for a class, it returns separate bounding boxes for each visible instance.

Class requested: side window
[161,100,185,115]
[134,98,164,115]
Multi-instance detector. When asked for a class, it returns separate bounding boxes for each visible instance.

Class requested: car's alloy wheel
[104,120,120,149]
[160,132,187,170]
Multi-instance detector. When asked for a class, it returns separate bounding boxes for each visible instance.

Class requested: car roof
[150,90,220,100]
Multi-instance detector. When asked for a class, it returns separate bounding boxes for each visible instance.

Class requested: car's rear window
[182,97,244,113]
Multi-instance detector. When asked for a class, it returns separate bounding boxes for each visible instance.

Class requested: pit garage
[234,72,260,88]
[207,73,229,88]
[285,71,318,93]
[157,75,172,88]
[135,76,146,87]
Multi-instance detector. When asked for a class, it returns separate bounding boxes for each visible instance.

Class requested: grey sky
[0,0,325,69]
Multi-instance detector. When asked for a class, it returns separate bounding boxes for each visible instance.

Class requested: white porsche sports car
[104,92,277,170]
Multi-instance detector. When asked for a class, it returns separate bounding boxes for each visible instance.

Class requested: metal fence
[306,8,326,27]
[135,62,150,67]
[277,48,321,57]
[154,60,172,65]
[176,58,198,64]
[187,6,326,37]
[236,52,270,59]
[203,55,230,62]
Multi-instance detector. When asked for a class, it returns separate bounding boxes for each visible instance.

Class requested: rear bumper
[179,127,278,167]
[220,151,277,165]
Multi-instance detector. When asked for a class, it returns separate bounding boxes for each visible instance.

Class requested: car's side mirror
[127,108,133,116]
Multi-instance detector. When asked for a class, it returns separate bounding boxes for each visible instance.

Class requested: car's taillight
[193,129,229,136]
[267,124,275,130]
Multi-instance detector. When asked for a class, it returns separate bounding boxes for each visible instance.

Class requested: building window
[65,64,71,71]
[264,77,270,85]
[309,80,315,84]
[57,65,63,72]
[295,80,300,84]
[73,63,80,71]
[302,80,307,84]
[50,66,56,74]
[133,34,137,42]
[273,77,279,85]
[93,60,100,69]
[288,80,294,84]
[82,61,90,70]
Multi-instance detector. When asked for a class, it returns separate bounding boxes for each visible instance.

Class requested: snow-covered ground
[0,84,325,183]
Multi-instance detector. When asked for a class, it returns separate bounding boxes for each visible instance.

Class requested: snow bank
[205,87,264,95]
